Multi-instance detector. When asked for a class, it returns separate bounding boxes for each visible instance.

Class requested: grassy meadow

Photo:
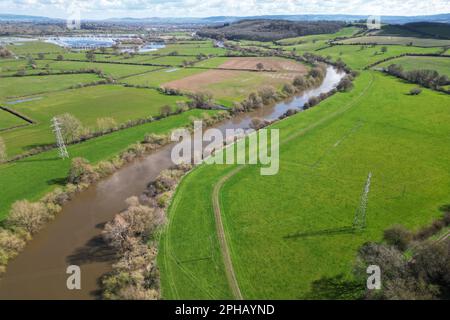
[318,45,441,69]
[277,26,362,51]
[336,36,450,47]
[39,60,162,78]
[376,56,450,76]
[160,70,450,299]
[0,109,217,219]
[1,30,449,301]
[121,67,210,87]
[0,73,102,101]
[0,109,28,130]
[0,85,187,157]
[6,41,64,55]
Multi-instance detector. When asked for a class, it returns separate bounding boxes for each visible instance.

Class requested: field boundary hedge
[364,53,450,70]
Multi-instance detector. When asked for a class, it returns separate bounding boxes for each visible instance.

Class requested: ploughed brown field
[219,57,307,72]
[162,57,308,102]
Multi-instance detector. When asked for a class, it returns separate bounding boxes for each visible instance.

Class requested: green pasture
[39,60,161,78]
[6,41,65,55]
[277,27,362,52]
[0,109,217,219]
[121,67,209,87]
[336,36,450,47]
[0,109,28,130]
[376,56,450,76]
[318,45,441,69]
[0,73,102,101]
[159,71,450,299]
[0,85,187,157]
[149,55,199,66]
[155,43,228,56]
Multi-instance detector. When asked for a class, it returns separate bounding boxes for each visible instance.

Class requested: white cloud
[1,0,449,19]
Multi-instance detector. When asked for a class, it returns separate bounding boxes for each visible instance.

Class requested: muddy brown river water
[0,67,344,300]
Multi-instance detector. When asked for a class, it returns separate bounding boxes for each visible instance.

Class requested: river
[0,66,344,300]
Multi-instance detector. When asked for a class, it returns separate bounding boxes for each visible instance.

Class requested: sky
[1,0,449,19]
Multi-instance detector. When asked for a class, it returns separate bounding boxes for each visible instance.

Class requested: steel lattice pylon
[51,117,69,159]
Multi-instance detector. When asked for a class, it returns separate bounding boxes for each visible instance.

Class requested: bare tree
[6,200,51,235]
[159,105,172,117]
[57,113,84,142]
[97,117,117,132]
[383,225,412,251]
[68,157,98,184]
[85,50,96,62]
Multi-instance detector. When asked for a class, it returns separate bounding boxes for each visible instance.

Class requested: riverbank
[0,66,346,299]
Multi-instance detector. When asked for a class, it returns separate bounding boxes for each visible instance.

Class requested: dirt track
[212,166,245,300]
[208,73,375,300]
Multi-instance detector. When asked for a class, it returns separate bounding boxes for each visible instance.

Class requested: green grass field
[122,67,211,87]
[39,60,162,78]
[336,36,450,47]
[0,73,102,101]
[155,42,228,56]
[149,55,199,66]
[318,45,441,69]
[376,56,450,76]
[6,41,64,55]
[2,37,449,300]
[159,70,450,299]
[39,52,157,64]
[0,109,217,219]
[0,85,188,157]
[0,109,28,130]
[277,27,362,52]
[0,59,33,73]
[277,27,362,46]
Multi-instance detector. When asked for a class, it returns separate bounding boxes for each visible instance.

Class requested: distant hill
[197,19,346,41]
[107,14,450,25]
[0,13,449,25]
[202,14,450,25]
[378,22,450,39]
[0,14,62,23]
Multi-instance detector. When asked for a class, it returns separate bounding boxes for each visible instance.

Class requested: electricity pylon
[51,117,69,159]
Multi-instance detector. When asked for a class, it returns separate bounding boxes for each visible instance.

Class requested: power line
[51,117,69,159]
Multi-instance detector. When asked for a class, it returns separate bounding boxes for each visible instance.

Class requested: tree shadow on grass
[46,176,67,186]
[284,226,357,240]
[22,143,54,151]
[302,274,365,300]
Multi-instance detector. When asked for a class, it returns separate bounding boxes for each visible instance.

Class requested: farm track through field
[161,176,218,300]
[208,71,375,298]
[212,166,245,300]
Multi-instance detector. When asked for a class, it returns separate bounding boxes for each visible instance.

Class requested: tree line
[384,64,449,92]
[198,19,346,42]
